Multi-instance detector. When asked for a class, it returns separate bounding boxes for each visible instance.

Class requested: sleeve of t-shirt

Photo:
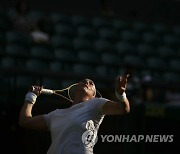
[42,109,59,130]
[91,97,109,116]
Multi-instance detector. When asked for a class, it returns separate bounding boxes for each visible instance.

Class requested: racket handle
[41,88,54,95]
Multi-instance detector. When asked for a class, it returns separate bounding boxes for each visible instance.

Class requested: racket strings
[53,83,78,102]
[52,83,102,102]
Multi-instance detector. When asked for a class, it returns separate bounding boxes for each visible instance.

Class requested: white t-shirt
[43,97,109,154]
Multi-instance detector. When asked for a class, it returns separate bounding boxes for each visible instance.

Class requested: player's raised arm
[19,86,48,131]
[102,74,130,115]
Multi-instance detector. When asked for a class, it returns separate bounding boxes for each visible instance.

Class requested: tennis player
[19,74,130,154]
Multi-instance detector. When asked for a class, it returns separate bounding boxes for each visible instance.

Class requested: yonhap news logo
[100,134,174,143]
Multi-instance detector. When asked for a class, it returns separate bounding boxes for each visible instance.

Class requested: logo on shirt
[81,120,98,148]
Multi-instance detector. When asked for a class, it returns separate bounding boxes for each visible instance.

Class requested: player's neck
[72,96,91,105]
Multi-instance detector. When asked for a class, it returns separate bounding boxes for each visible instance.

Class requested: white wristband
[115,90,127,102]
[25,92,37,104]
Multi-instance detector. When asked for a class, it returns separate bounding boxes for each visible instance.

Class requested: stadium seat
[30,46,52,59]
[120,30,139,44]
[151,23,168,35]
[77,50,98,64]
[0,33,5,45]
[94,39,114,53]
[77,25,96,40]
[163,72,179,83]
[95,65,108,76]
[51,35,72,49]
[50,13,71,24]
[6,31,32,45]
[26,59,49,71]
[71,15,91,26]
[6,44,29,57]
[73,37,93,50]
[172,26,180,37]
[132,21,149,33]
[112,19,129,31]
[54,49,76,61]
[54,23,75,38]
[49,61,62,72]
[116,41,134,55]
[100,52,120,65]
[27,10,45,23]
[72,64,94,75]
[146,57,167,71]
[162,34,179,47]
[16,75,35,89]
[124,55,144,68]
[169,59,180,72]
[157,46,176,59]
[98,28,118,42]
[136,43,155,57]
[0,18,10,32]
[42,78,62,89]
[142,32,161,46]
[1,57,16,68]
[91,17,112,29]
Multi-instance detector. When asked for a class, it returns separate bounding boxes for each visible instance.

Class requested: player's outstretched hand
[115,74,129,95]
[29,86,43,96]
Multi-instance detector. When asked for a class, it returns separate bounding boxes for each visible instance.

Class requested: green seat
[0,33,6,45]
[0,18,11,32]
[101,52,120,65]
[132,21,149,33]
[72,64,94,75]
[71,15,91,26]
[6,44,29,57]
[147,57,167,71]
[30,46,52,59]
[51,35,72,49]
[73,37,93,50]
[26,59,48,71]
[54,49,76,61]
[112,19,129,31]
[77,25,96,40]
[120,30,139,43]
[95,65,117,77]
[50,13,71,24]
[1,57,16,68]
[136,43,155,57]
[157,46,175,59]
[151,23,168,35]
[98,28,117,42]
[95,65,108,76]
[54,23,75,38]
[142,32,161,46]
[27,10,45,23]
[116,41,134,55]
[42,78,61,89]
[162,34,179,47]
[124,55,144,68]
[6,31,32,45]
[49,61,62,72]
[16,76,35,89]
[172,26,180,37]
[77,50,98,64]
[91,17,112,29]
[169,59,180,72]
[163,72,179,83]
[94,39,114,53]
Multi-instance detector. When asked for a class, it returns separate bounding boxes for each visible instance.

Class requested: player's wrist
[25,92,37,105]
[115,90,127,102]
